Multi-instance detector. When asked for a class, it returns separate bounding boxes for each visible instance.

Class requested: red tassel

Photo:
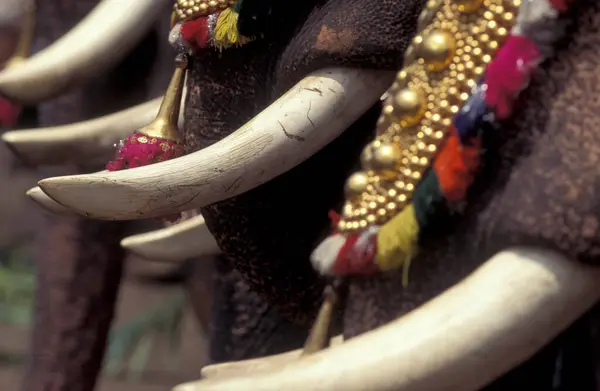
[180,16,215,50]
[549,0,573,12]
[332,232,379,275]
[0,97,22,128]
[106,131,185,171]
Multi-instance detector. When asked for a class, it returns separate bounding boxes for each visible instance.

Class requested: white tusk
[37,68,395,220]
[2,98,163,167]
[172,247,600,391]
[200,335,343,379]
[120,214,221,263]
[26,186,73,215]
[0,0,171,104]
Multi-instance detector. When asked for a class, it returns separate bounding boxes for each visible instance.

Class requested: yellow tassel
[376,204,419,287]
[214,7,251,50]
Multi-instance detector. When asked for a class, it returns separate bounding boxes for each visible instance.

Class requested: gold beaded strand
[339,0,520,233]
[174,0,238,22]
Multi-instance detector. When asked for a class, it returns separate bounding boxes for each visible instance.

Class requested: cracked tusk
[26,186,73,215]
[120,214,221,263]
[37,68,395,220]
[2,98,163,167]
[200,335,343,380]
[0,0,171,103]
[172,247,600,391]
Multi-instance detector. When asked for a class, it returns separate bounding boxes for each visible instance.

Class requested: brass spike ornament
[106,54,187,171]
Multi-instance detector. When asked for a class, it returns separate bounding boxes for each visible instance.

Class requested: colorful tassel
[171,0,253,52]
[214,6,252,50]
[484,35,541,119]
[180,16,213,50]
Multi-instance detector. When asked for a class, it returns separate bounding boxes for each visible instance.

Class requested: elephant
[3,0,600,390]
[0,1,319,390]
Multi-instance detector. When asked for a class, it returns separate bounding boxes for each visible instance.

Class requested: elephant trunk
[22,215,125,391]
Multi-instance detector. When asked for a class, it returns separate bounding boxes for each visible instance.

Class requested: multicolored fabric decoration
[169,0,253,52]
[311,0,573,284]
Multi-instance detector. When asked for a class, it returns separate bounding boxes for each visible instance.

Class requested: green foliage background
[0,238,185,382]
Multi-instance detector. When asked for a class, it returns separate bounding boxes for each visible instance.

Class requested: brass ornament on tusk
[302,281,343,355]
[137,54,187,142]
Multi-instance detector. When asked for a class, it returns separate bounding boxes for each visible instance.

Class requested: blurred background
[0,107,209,391]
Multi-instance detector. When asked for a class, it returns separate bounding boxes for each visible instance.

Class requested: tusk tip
[119,215,220,263]
[37,177,91,216]
[119,235,168,261]
[26,186,73,215]
[2,131,35,166]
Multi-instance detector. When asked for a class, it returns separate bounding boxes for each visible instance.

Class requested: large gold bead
[372,143,402,179]
[393,87,425,126]
[420,30,456,72]
[345,172,369,198]
[454,0,484,13]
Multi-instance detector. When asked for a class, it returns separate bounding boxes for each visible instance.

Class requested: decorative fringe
[180,17,212,50]
[376,204,419,286]
[214,7,252,50]
[433,128,481,202]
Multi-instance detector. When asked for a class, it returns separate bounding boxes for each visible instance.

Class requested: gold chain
[339,0,521,233]
[174,0,237,22]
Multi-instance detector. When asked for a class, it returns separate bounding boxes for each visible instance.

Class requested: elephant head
[4,0,600,390]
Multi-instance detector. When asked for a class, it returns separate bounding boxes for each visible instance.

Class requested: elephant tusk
[0,0,36,68]
[199,335,344,380]
[120,214,221,263]
[0,0,171,104]
[37,68,395,220]
[26,186,73,215]
[172,247,600,391]
[2,98,164,167]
